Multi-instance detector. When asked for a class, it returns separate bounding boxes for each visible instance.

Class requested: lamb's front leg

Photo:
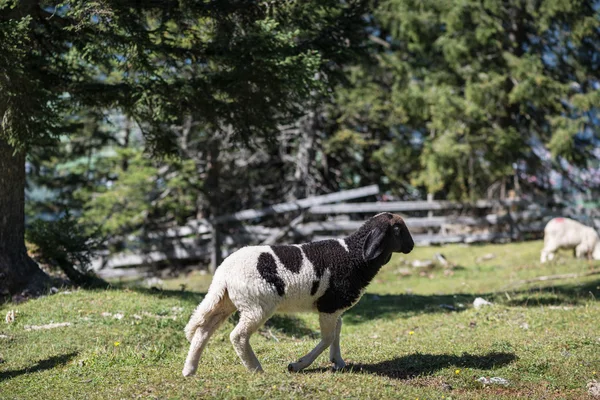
[329,316,346,370]
[288,313,340,372]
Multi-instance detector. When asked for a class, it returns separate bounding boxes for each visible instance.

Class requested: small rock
[588,380,600,397]
[441,383,453,391]
[478,376,509,386]
[50,287,59,294]
[101,312,112,317]
[490,377,509,386]
[0,334,10,339]
[473,297,493,309]
[113,313,124,320]
[520,322,529,330]
[412,259,434,268]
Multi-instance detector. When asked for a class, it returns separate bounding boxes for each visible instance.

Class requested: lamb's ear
[362,226,387,262]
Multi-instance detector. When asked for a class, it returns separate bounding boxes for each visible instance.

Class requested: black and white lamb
[182,212,414,376]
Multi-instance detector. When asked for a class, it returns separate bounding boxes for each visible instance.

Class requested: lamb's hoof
[287,362,302,373]
[182,366,196,377]
[331,360,347,371]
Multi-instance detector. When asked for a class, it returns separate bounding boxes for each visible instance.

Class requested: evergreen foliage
[336,0,600,200]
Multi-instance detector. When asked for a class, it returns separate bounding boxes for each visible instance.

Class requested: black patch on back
[301,240,347,279]
[257,252,285,296]
[272,245,303,273]
[310,280,320,296]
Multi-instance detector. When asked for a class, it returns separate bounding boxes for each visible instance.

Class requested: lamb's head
[360,212,414,263]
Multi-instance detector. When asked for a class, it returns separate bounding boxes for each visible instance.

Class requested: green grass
[1,240,600,399]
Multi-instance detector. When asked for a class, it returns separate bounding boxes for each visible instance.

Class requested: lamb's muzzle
[182,212,414,376]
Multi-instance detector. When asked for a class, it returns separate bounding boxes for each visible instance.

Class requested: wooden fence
[90,185,580,278]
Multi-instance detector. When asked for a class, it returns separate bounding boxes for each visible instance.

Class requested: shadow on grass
[345,277,600,323]
[263,314,317,338]
[0,352,78,382]
[121,286,205,305]
[306,352,517,380]
[344,293,475,323]
[501,278,600,307]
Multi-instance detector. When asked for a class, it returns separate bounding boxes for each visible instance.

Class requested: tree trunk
[0,138,49,296]
[205,137,222,272]
[291,109,318,200]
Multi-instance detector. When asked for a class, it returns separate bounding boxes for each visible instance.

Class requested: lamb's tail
[184,277,228,342]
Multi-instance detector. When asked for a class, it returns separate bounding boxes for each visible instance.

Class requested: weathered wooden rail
[90,185,572,277]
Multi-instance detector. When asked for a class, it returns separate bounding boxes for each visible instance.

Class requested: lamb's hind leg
[329,316,346,370]
[230,307,275,372]
[288,312,340,372]
[182,301,236,377]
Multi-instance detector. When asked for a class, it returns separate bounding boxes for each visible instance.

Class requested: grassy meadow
[1,240,599,399]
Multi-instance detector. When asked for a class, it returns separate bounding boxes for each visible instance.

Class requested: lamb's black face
[389,218,414,254]
[362,213,414,262]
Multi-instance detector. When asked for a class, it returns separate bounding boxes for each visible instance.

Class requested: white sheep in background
[182,212,414,376]
[540,217,600,263]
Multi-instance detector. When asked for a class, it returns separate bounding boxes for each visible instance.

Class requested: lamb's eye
[393,225,401,236]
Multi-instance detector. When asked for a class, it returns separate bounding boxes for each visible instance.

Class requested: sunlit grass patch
[1,240,599,399]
